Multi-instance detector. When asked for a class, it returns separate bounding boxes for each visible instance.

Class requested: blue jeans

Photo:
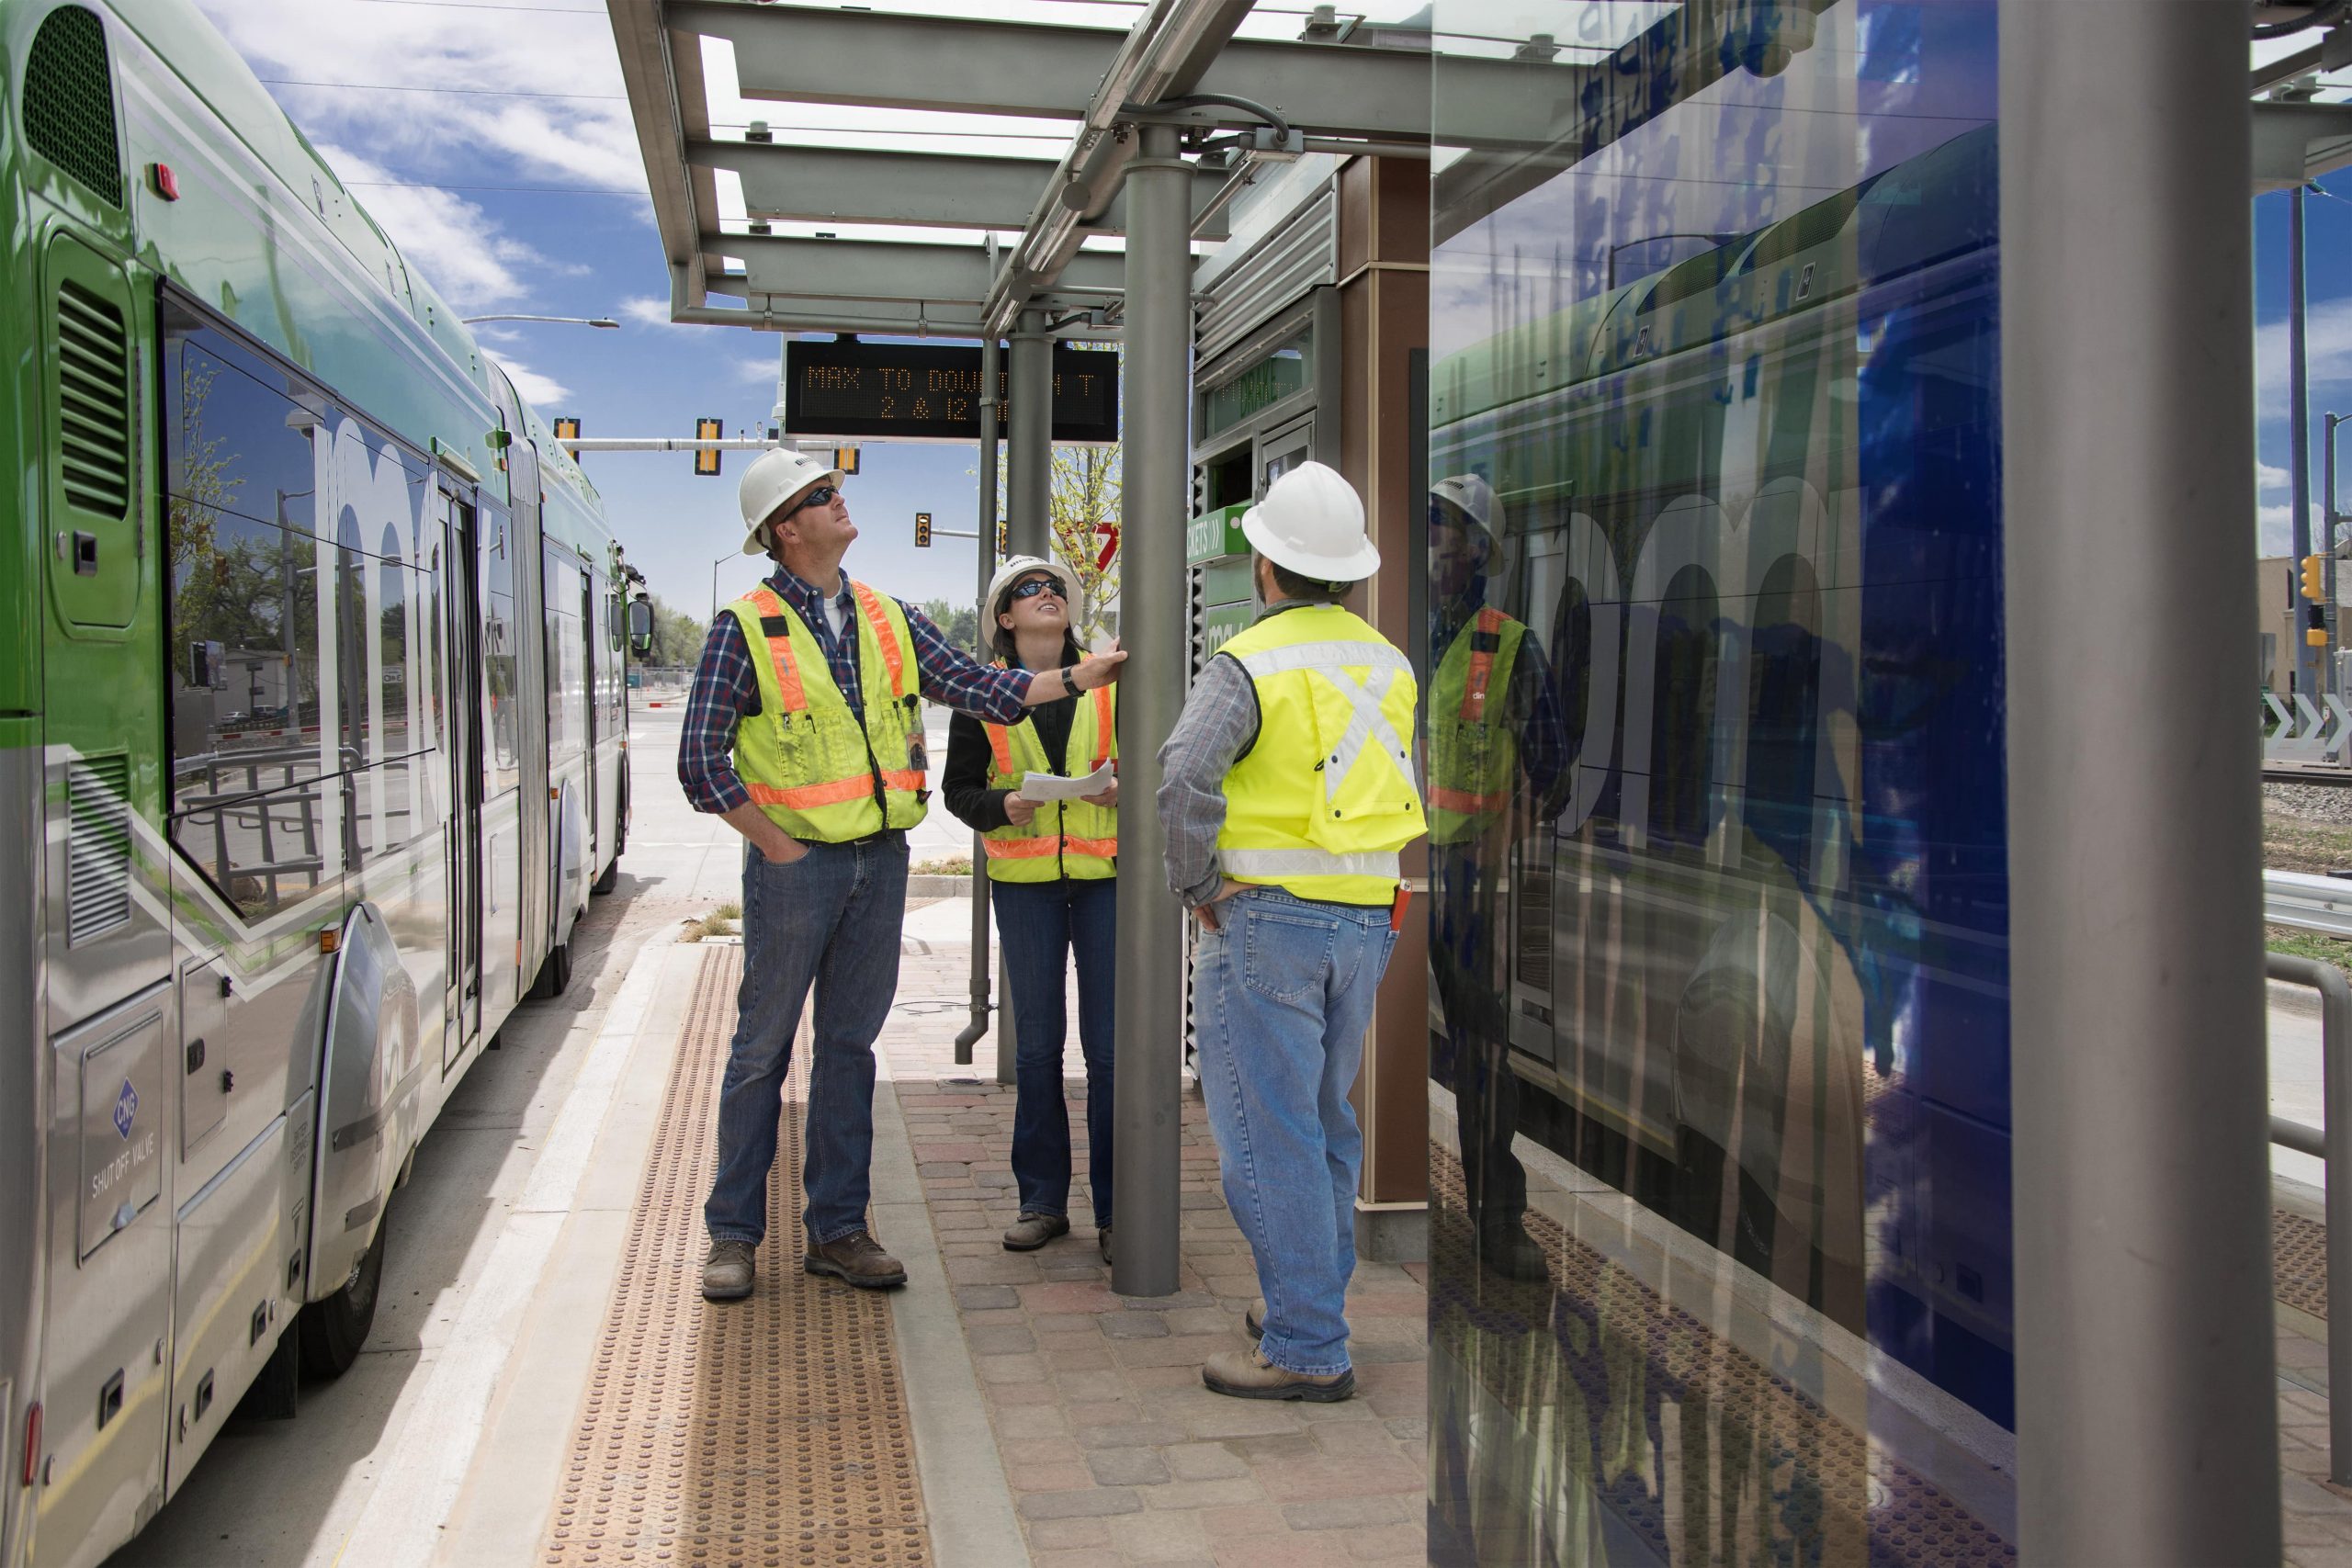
[1192,886,1398,1376]
[992,877,1116,1226]
[705,833,908,1248]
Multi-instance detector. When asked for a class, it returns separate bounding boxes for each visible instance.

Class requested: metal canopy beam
[2253,99,2352,193]
[674,1,1466,144]
[695,140,1230,240]
[702,234,1127,305]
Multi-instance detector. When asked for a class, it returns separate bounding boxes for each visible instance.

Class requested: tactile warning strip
[1430,1145,2017,1565]
[542,945,932,1567]
[2278,1208,2329,1320]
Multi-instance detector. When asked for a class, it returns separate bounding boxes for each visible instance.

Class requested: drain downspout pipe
[2001,3,2278,1559]
[955,331,1005,1067]
[1109,121,1192,1298]
[1008,312,1054,561]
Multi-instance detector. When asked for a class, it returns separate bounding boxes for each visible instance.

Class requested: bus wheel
[530,941,572,999]
[592,856,618,896]
[300,1217,386,1380]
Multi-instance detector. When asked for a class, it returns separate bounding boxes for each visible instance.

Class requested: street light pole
[712,553,735,624]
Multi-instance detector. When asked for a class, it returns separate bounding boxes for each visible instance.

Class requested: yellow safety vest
[725,580,930,842]
[1216,605,1426,906]
[982,682,1118,882]
[1428,605,1525,845]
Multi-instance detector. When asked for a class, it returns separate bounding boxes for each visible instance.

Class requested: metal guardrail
[2266,869,2352,939]
[2267,950,2352,1486]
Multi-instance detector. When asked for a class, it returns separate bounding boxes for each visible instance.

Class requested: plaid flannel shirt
[678,564,1035,815]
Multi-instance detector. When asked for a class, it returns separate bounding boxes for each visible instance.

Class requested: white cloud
[2256,296,2352,400]
[314,145,545,310]
[489,355,572,410]
[2261,461,2292,491]
[736,355,779,385]
[2252,500,2352,558]
[192,0,647,194]
[620,296,679,330]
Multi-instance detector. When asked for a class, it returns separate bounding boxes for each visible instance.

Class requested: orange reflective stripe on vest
[984,722,1013,776]
[1086,684,1114,769]
[743,586,810,713]
[1461,606,1506,723]
[981,832,1118,861]
[852,582,910,697]
[1428,784,1507,815]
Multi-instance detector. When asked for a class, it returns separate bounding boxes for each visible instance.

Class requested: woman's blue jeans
[1192,886,1397,1376]
[705,834,907,1249]
[991,876,1117,1227]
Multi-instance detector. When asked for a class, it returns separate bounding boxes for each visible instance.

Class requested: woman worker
[944,555,1120,1262]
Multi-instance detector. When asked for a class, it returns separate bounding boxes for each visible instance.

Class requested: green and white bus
[0,4,634,1562]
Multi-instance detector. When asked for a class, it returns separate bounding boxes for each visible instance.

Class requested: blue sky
[191,0,1023,624]
[2254,187,2352,558]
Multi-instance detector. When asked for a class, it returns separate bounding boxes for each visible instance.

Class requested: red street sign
[1095,523,1118,572]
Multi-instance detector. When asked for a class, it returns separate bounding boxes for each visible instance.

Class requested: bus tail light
[22,1402,39,1485]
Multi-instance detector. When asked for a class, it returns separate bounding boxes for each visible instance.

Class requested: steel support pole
[1008,312,1054,562]
[956,335,1003,1068]
[2297,186,2323,694]
[2000,6,2279,1562]
[1110,123,1190,1297]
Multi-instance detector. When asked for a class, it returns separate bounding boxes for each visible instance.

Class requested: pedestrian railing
[2267,950,2352,1485]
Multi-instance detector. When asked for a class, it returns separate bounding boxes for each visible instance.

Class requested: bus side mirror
[626,598,655,658]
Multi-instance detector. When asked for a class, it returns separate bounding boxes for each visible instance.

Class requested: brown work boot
[803,1229,907,1290]
[1202,1347,1354,1403]
[1001,1212,1070,1251]
[701,1239,756,1302]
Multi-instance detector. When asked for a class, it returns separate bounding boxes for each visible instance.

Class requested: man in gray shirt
[1154,462,1425,1402]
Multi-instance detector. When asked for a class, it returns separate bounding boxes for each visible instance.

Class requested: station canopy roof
[603,0,1707,340]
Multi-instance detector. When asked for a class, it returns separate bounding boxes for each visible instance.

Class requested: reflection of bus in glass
[0,5,630,1563]
[1430,122,2012,1426]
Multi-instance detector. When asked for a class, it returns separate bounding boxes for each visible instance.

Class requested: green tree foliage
[643,595,708,667]
[921,597,983,660]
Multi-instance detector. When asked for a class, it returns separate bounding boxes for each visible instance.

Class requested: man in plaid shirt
[684,448,1125,1300]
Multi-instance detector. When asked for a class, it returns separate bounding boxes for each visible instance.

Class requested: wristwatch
[1063,660,1084,693]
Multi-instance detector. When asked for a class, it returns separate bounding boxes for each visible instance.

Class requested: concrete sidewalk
[880,898,1429,1568]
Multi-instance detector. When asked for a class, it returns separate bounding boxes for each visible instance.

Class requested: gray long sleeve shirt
[1154,601,1312,908]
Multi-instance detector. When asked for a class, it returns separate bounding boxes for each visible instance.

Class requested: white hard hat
[737,447,846,557]
[985,554,1084,623]
[1240,461,1380,582]
[1430,473,1497,533]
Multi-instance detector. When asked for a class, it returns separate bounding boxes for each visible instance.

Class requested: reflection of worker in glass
[1427,474,1570,1283]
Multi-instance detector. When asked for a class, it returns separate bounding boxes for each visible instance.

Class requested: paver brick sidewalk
[878,919,1429,1568]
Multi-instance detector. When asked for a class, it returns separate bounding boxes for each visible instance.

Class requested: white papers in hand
[1016,761,1114,802]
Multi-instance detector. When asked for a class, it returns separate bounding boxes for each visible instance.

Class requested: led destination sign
[784,341,1118,444]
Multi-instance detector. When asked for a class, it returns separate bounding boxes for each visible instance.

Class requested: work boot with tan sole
[1202,1347,1354,1403]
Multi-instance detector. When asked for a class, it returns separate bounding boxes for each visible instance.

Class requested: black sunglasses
[790,484,840,514]
[1009,578,1065,601]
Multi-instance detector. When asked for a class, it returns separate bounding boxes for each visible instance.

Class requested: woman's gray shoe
[1002,1213,1071,1251]
[702,1239,757,1302]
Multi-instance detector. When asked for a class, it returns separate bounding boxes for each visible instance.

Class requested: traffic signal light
[695,417,722,477]
[996,520,1008,559]
[2304,554,2328,604]
[834,446,861,475]
[553,416,581,441]
[914,512,933,548]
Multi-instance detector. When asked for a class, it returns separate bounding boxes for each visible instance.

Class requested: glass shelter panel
[1425,2,2010,1559]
